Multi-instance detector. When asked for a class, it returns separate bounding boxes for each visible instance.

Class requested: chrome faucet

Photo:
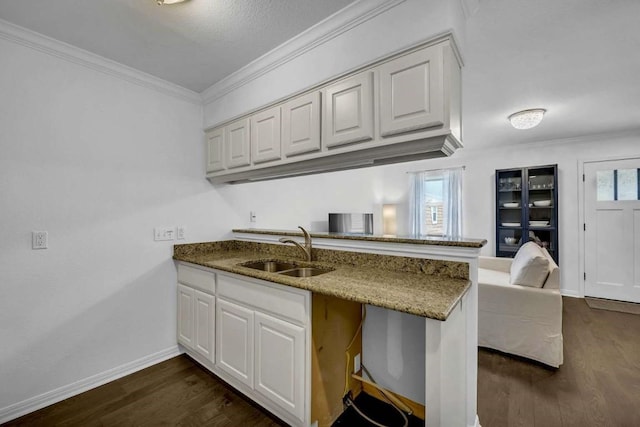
[279,226,312,261]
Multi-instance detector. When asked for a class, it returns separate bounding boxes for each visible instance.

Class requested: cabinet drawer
[178,263,216,294]
[218,274,308,325]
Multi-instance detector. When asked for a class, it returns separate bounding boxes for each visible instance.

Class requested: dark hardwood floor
[2,356,286,427]
[4,297,639,426]
[478,296,640,427]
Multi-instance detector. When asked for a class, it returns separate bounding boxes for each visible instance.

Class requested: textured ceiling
[0,0,354,92]
[1,0,639,149]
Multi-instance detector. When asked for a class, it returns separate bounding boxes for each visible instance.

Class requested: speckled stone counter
[232,228,487,248]
[174,240,470,321]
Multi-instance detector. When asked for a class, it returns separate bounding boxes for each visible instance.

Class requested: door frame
[578,154,640,299]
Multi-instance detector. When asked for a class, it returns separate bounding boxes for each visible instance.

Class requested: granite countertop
[174,241,471,321]
[232,228,487,248]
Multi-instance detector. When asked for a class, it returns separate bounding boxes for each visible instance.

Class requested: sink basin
[278,267,332,278]
[240,260,297,272]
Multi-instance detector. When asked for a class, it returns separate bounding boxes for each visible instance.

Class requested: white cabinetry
[254,311,305,421]
[216,273,309,426]
[176,263,310,427]
[251,106,281,164]
[206,127,225,172]
[225,118,251,168]
[177,264,216,364]
[282,91,321,157]
[322,72,374,148]
[216,298,254,387]
[177,284,194,348]
[205,35,462,183]
[378,44,444,137]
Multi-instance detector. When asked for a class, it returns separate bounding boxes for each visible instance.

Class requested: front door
[584,158,640,302]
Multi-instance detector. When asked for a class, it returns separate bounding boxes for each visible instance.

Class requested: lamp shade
[382,204,397,235]
[508,109,546,130]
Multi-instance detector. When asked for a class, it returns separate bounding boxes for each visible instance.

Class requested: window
[597,168,640,201]
[410,167,463,237]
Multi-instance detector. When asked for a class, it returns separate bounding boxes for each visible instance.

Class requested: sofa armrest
[479,280,562,319]
[478,256,512,273]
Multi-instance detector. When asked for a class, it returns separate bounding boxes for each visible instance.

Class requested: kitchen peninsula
[173,229,485,427]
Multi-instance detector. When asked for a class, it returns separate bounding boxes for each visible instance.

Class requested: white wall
[0,37,240,416]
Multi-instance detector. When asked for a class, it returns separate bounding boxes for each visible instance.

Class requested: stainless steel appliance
[328,213,373,234]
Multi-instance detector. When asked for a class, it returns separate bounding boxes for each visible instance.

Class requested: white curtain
[409,167,463,237]
[409,171,427,235]
[442,167,463,238]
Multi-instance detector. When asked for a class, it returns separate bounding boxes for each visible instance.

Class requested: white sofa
[478,244,563,367]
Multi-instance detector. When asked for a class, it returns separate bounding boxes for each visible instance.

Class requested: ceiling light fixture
[156,0,188,5]
[508,109,546,130]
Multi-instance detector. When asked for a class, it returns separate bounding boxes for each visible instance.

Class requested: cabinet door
[251,106,281,164]
[216,298,254,387]
[282,91,321,157]
[378,46,444,137]
[177,284,194,349]
[322,72,374,148]
[254,312,305,422]
[206,127,225,172]
[225,118,251,169]
[194,290,215,363]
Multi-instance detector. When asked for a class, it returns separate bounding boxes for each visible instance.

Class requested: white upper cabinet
[251,106,281,164]
[322,71,374,148]
[206,127,224,172]
[225,118,251,169]
[378,45,445,137]
[282,91,321,157]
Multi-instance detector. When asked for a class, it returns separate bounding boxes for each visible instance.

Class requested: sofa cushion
[510,242,550,288]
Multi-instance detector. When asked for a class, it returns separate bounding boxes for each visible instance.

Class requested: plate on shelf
[501,222,521,227]
[529,220,550,227]
[503,202,519,208]
[533,200,552,207]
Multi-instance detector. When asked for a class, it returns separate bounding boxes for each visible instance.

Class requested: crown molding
[201,0,407,104]
[0,18,202,105]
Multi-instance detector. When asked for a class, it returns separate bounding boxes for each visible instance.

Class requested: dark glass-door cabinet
[495,164,559,264]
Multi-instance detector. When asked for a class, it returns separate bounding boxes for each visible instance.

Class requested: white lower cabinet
[254,312,305,421]
[193,290,215,362]
[177,264,310,427]
[177,284,195,349]
[216,297,254,387]
[177,264,216,364]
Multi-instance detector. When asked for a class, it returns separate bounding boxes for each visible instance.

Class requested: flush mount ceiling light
[156,0,189,5]
[508,109,546,130]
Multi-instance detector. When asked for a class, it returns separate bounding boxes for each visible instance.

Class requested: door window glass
[597,168,640,201]
[597,170,615,201]
[617,169,638,200]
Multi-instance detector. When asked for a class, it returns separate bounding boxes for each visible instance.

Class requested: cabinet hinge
[583,173,585,182]
[584,223,586,231]
[584,272,587,281]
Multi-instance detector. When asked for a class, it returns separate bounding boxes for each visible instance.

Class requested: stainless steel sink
[278,267,332,278]
[240,260,297,272]
[239,260,333,277]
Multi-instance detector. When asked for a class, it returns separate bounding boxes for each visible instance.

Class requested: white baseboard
[560,289,581,298]
[0,346,182,424]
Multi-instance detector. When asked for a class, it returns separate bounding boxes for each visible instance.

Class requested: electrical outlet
[354,353,361,373]
[32,231,48,249]
[250,211,257,223]
[154,227,175,241]
[177,226,186,240]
